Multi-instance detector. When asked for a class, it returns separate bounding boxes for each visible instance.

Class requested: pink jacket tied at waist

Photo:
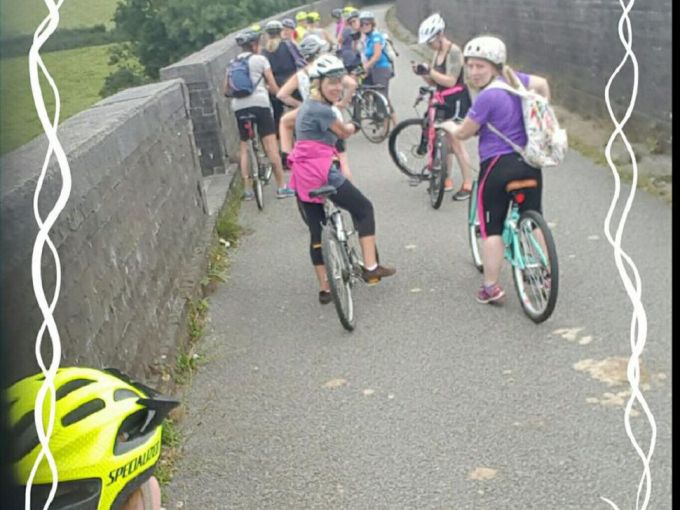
[287,140,339,204]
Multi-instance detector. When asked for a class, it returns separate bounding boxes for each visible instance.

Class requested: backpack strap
[241,52,264,90]
[484,76,529,154]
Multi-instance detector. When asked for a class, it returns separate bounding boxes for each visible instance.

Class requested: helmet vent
[114,389,139,401]
[56,378,95,401]
[11,411,40,462]
[61,398,106,427]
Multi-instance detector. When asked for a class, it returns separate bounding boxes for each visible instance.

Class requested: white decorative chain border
[27,1,70,509]
[600,1,657,509]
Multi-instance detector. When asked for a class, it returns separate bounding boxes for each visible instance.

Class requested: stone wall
[0,80,208,383]
[395,0,672,150]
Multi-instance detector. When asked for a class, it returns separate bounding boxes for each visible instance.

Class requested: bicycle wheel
[428,132,447,209]
[359,89,391,143]
[388,118,428,179]
[321,223,355,331]
[467,180,483,272]
[511,210,559,323]
[249,143,264,211]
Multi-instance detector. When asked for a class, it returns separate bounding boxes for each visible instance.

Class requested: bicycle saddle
[419,86,436,95]
[309,185,337,198]
[505,179,538,192]
[360,84,385,90]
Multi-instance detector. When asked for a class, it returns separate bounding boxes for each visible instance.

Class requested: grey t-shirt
[295,99,338,147]
[230,53,272,112]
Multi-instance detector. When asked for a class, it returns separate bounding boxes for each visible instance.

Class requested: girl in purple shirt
[441,35,552,304]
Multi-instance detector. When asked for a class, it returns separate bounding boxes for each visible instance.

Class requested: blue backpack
[226,53,262,98]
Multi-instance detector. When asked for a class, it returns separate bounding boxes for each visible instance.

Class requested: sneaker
[276,186,296,199]
[452,187,472,201]
[319,290,333,305]
[242,190,255,201]
[443,178,454,192]
[361,264,396,285]
[476,283,505,304]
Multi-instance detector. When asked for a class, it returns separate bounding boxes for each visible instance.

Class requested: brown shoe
[361,264,396,285]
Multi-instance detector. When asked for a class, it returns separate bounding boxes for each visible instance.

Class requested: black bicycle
[346,66,392,144]
[240,113,273,210]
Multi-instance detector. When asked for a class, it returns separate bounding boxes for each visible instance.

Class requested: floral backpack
[486,76,568,168]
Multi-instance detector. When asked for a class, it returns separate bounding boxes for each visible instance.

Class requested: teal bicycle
[468,178,558,323]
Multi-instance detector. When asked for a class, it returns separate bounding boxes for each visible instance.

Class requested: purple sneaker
[476,283,505,304]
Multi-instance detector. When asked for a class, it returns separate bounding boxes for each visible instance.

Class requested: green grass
[0,43,117,155]
[0,0,118,38]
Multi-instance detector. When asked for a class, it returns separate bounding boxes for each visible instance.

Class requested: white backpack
[486,77,567,168]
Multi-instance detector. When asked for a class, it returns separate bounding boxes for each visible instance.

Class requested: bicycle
[346,66,392,144]
[468,177,559,323]
[240,113,273,210]
[387,85,457,209]
[308,183,376,331]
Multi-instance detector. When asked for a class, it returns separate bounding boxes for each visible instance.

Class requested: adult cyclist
[440,35,551,303]
[415,13,474,199]
[338,9,362,73]
[284,55,396,303]
[358,10,397,128]
[225,29,295,200]
[7,367,179,510]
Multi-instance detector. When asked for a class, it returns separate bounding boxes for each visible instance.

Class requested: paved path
[165,5,672,509]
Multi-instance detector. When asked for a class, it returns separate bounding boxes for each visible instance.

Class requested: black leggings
[300,180,375,266]
[477,152,543,238]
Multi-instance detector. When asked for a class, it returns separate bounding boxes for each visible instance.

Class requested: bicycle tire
[248,142,264,211]
[321,224,355,331]
[429,132,447,209]
[467,180,484,272]
[388,118,428,179]
[511,210,559,323]
[359,89,391,144]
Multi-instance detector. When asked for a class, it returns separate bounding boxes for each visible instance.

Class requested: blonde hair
[265,35,281,53]
[501,64,522,89]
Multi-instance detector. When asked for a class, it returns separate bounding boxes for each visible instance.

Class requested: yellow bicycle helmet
[306,11,321,23]
[295,11,307,22]
[7,367,179,510]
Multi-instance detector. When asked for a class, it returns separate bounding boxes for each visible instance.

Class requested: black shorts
[235,106,276,141]
[477,152,543,238]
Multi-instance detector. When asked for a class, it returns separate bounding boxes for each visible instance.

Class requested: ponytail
[501,64,522,89]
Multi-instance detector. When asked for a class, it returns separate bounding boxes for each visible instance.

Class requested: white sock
[366,263,378,271]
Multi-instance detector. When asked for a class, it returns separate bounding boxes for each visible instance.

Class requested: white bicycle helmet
[463,35,507,66]
[309,54,347,79]
[359,10,375,22]
[418,13,445,44]
[264,20,283,33]
[299,34,326,59]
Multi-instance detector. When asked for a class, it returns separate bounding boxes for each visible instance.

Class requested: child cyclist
[439,35,551,303]
[283,55,396,303]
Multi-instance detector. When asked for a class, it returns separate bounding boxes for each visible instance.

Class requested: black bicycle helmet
[235,28,260,47]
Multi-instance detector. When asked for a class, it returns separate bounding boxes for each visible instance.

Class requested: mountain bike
[240,113,273,210]
[308,184,376,331]
[347,66,392,144]
[468,177,559,323]
[388,85,456,209]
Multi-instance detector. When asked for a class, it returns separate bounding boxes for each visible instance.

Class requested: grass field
[0,0,118,38]
[0,44,116,155]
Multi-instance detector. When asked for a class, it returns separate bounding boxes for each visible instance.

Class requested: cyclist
[415,13,474,199]
[284,55,396,303]
[294,11,308,41]
[281,18,297,41]
[358,11,397,128]
[225,29,295,200]
[338,9,362,73]
[331,8,345,40]
[7,367,179,510]
[441,35,551,303]
[277,36,357,184]
[305,11,335,48]
[262,20,304,139]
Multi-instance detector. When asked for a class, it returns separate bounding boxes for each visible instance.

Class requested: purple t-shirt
[468,71,530,163]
